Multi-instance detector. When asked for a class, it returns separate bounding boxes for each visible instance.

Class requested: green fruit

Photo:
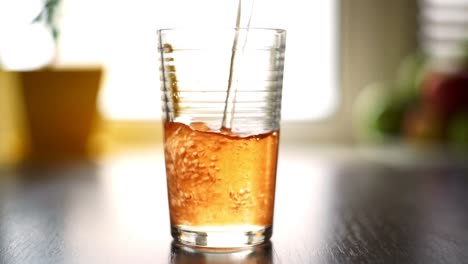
[396,51,427,100]
[448,112,468,151]
[353,82,393,142]
[353,82,408,142]
[372,98,405,137]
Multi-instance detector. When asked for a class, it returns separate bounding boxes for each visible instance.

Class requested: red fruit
[422,71,468,117]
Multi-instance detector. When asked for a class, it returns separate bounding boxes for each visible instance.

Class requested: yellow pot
[19,68,102,161]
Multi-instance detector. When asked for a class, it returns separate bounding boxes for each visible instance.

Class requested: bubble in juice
[163,121,279,227]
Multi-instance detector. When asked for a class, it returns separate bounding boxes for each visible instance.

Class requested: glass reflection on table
[170,241,274,264]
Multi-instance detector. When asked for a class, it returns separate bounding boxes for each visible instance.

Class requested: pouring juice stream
[221,0,255,131]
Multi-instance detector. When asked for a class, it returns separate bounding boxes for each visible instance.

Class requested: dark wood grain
[0,147,468,264]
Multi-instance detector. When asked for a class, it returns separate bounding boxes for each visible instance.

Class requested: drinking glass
[158,28,286,248]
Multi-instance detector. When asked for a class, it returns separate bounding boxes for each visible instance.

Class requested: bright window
[58,0,338,121]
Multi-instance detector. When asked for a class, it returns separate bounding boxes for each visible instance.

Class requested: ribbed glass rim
[157,28,286,35]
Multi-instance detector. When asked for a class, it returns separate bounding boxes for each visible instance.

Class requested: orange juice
[164,121,279,227]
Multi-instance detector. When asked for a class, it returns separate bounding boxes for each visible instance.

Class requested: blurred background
[1,0,468,165]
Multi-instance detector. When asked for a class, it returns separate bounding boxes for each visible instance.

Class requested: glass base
[171,225,272,249]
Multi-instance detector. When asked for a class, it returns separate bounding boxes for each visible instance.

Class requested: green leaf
[32,11,44,23]
[52,27,59,40]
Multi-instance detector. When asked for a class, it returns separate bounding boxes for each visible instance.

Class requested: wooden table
[1,146,467,263]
